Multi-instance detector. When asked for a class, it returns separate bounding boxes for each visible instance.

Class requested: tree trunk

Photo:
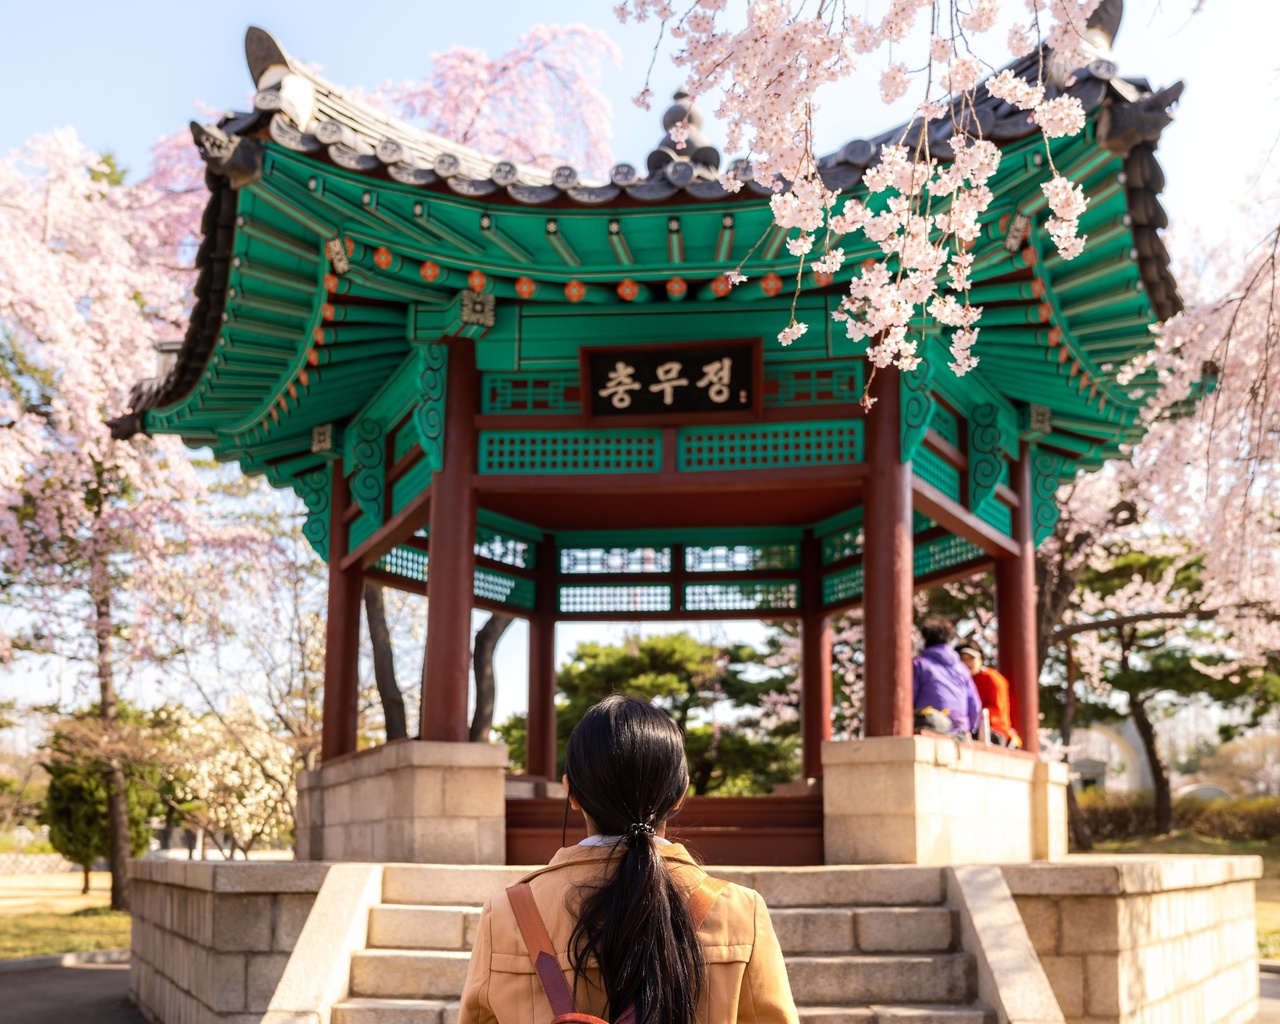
[94,592,131,913]
[1061,641,1093,851]
[81,863,90,895]
[1130,693,1173,834]
[364,584,408,741]
[471,613,514,742]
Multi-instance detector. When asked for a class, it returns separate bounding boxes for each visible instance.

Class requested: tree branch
[1052,608,1214,641]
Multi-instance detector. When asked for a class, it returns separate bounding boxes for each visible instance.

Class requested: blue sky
[3,1,1279,726]
[4,1,1277,247]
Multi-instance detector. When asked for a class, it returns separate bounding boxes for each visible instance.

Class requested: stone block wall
[296,740,507,864]
[823,735,1068,864]
[1006,857,1261,1024]
[129,860,328,1024]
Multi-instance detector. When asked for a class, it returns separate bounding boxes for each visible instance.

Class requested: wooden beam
[799,532,832,778]
[526,538,558,779]
[553,608,800,623]
[421,338,478,743]
[475,463,868,495]
[925,429,966,468]
[385,443,423,486]
[364,567,425,596]
[322,463,363,762]
[342,485,432,571]
[911,477,1021,559]
[997,443,1040,754]
[861,367,914,739]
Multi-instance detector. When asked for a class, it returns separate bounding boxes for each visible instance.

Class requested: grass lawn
[0,906,131,959]
[0,871,129,960]
[1091,831,1280,955]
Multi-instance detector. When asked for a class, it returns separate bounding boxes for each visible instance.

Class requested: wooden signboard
[580,339,762,426]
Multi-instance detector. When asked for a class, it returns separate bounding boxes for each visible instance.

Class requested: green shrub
[1077,789,1280,841]
[1077,789,1157,840]
[1183,796,1280,841]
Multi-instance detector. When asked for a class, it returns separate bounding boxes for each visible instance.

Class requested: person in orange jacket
[956,641,1022,748]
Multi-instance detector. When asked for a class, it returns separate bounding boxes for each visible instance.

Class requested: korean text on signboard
[582,341,760,423]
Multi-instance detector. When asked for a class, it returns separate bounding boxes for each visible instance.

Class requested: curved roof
[109,23,1184,486]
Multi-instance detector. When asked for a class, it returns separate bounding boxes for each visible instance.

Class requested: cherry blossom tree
[387,24,621,176]
[616,1,1131,384]
[0,132,264,909]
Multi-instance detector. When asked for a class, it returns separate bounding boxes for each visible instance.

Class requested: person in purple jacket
[912,617,983,738]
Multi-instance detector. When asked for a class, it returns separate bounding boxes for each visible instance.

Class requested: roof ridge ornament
[646,90,721,180]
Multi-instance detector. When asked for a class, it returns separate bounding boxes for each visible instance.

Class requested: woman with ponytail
[460,694,798,1024]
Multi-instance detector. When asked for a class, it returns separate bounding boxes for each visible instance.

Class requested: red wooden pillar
[322,461,363,761]
[799,532,833,777]
[421,339,478,742]
[526,538,558,778]
[997,442,1040,753]
[862,367,915,737]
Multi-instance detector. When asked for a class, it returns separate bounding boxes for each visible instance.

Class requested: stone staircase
[332,865,993,1024]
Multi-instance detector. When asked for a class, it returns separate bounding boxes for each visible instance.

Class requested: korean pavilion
[110,15,1181,867]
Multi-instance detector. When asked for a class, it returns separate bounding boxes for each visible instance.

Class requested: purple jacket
[912,645,983,735]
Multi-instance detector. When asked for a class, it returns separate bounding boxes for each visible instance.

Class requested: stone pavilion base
[823,735,1069,864]
[1008,856,1260,1023]
[127,854,1261,1024]
[294,740,507,864]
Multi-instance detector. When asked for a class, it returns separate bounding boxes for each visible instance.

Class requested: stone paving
[0,963,145,1023]
[0,958,1275,1022]
[1259,973,1280,1024]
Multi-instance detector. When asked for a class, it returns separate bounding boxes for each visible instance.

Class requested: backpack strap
[507,882,576,1018]
[688,876,729,928]
[505,874,730,1024]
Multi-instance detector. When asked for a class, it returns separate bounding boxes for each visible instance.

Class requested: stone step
[364,902,953,956]
[799,1007,992,1024]
[379,864,945,909]
[349,949,974,1006]
[772,906,954,954]
[349,949,472,999]
[333,998,988,1024]
[334,999,459,1024]
[367,904,482,951]
[786,953,974,1005]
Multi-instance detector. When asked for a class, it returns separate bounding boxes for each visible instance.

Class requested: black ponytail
[565,694,704,1024]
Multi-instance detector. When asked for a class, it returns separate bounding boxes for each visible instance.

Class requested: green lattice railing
[678,421,862,471]
[479,430,662,474]
[558,585,673,614]
[560,547,672,574]
[482,372,580,414]
[765,361,862,406]
[474,567,534,609]
[823,564,864,605]
[931,404,960,447]
[914,534,985,577]
[913,446,960,501]
[376,545,428,583]
[683,581,799,612]
[975,496,1013,536]
[685,544,799,572]
[476,527,535,569]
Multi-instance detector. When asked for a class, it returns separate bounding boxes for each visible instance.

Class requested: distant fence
[0,853,76,874]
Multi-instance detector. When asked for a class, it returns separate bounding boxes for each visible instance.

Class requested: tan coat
[460,842,799,1024]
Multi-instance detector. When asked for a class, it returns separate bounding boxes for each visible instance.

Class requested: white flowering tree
[161,698,297,858]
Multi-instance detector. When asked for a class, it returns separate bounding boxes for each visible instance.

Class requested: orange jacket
[973,667,1020,744]
[460,842,799,1024]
